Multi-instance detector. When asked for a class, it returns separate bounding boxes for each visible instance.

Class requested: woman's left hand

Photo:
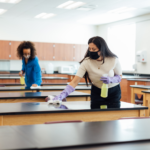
[100,75,121,84]
[100,77,111,84]
[32,84,38,87]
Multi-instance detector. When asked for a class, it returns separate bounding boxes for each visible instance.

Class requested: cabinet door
[80,44,88,60]
[65,44,74,61]
[44,43,54,61]
[10,41,21,60]
[0,40,11,60]
[34,42,44,60]
[59,44,65,61]
[73,44,81,62]
[53,43,65,61]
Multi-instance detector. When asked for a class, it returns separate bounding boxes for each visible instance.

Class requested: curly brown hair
[17,41,37,59]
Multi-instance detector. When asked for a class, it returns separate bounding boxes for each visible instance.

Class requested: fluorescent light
[35,13,47,18]
[42,13,56,19]
[0,0,7,3]
[118,7,136,13]
[35,13,56,19]
[0,9,7,15]
[57,1,74,8]
[65,1,85,9]
[7,0,21,3]
[108,7,136,14]
[0,0,21,3]
[57,1,86,9]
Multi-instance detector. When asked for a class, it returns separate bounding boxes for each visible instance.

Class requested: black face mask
[88,51,100,60]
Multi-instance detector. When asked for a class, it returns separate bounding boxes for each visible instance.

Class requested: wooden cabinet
[120,79,128,102]
[80,44,88,59]
[53,43,75,61]
[53,43,65,61]
[42,79,68,84]
[34,42,43,60]
[34,42,54,61]
[0,40,88,61]
[0,41,11,60]
[74,44,81,62]
[73,44,88,62]
[65,44,74,61]
[68,75,86,83]
[43,43,54,61]
[0,79,15,83]
[120,79,146,103]
[10,41,21,60]
[42,74,68,78]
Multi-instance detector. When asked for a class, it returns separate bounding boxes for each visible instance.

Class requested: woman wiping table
[46,36,122,108]
[17,41,42,88]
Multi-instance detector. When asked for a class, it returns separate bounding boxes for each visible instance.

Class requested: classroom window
[108,24,136,71]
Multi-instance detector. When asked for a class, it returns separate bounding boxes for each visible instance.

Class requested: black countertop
[1,119,150,149]
[0,91,90,99]
[0,101,147,115]
[130,85,150,89]
[0,86,91,91]
[0,76,68,80]
[127,79,150,81]
[0,82,89,86]
[1,74,150,80]
[61,141,150,150]
[142,90,150,93]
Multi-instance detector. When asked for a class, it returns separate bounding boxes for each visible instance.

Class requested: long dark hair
[80,36,117,86]
[17,41,37,60]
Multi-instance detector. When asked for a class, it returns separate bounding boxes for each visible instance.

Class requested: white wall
[97,13,150,74]
[9,60,80,73]
[0,60,10,71]
[0,19,97,44]
[0,19,98,71]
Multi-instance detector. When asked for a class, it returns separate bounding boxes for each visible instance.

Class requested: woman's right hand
[19,71,23,77]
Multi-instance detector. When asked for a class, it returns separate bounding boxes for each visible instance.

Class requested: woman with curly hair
[17,41,42,87]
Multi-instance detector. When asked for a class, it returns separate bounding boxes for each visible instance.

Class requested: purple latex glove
[100,75,121,84]
[54,104,68,109]
[45,97,66,102]
[53,85,75,101]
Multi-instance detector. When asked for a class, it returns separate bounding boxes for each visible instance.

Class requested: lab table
[0,101,147,126]
[130,85,150,105]
[0,91,90,103]
[0,82,90,87]
[1,119,150,149]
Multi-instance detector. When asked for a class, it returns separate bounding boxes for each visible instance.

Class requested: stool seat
[0,85,5,87]
[135,99,143,104]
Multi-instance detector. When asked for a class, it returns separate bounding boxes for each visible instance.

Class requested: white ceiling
[0,0,150,25]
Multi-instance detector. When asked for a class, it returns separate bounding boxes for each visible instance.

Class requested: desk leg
[0,116,3,126]
[86,97,88,101]
[145,100,150,117]
[139,110,145,117]
[131,88,135,104]
[143,93,146,106]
